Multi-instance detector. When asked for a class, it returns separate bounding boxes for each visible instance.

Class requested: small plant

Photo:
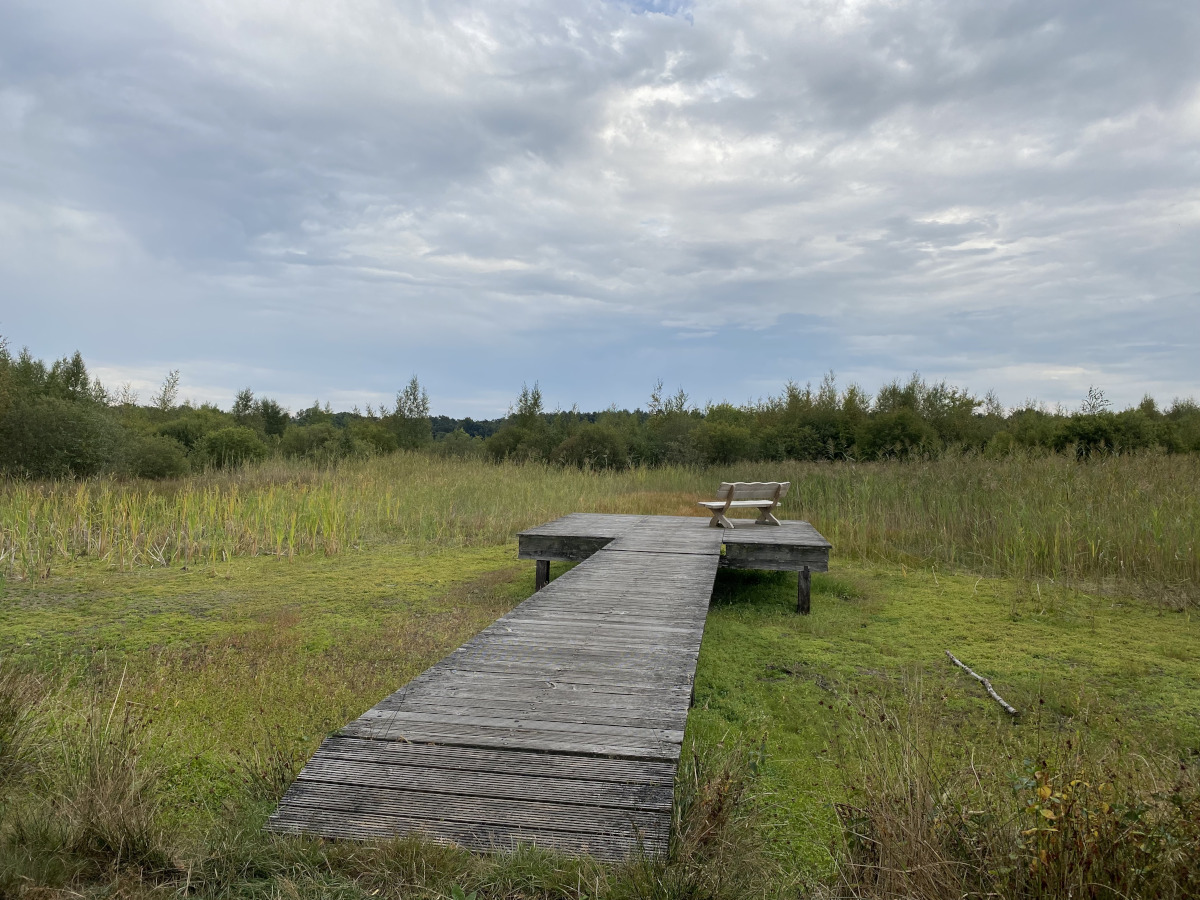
[1015,758,1200,899]
[49,681,174,875]
[233,718,308,801]
[0,664,43,789]
[832,676,1200,899]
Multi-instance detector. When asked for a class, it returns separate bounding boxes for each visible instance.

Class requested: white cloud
[1,0,1197,414]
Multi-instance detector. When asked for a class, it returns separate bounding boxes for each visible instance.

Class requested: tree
[49,351,93,402]
[1081,386,1111,415]
[152,370,181,411]
[390,375,432,449]
[511,382,543,428]
[115,382,139,407]
[232,387,255,421]
[254,397,289,437]
[396,375,431,419]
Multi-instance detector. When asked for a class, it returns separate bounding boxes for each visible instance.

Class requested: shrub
[856,409,936,459]
[155,407,227,451]
[485,426,541,461]
[1054,413,1118,458]
[435,427,484,459]
[554,423,628,470]
[0,396,122,478]
[985,430,1015,458]
[280,423,339,459]
[696,421,755,465]
[779,424,826,461]
[347,421,398,455]
[198,426,268,469]
[122,433,188,479]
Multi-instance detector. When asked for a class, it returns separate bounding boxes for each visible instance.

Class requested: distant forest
[1,337,1198,480]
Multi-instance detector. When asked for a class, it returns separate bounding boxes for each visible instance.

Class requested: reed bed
[1,451,1196,602]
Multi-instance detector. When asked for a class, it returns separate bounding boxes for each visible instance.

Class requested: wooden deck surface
[519,513,831,572]
[268,513,830,859]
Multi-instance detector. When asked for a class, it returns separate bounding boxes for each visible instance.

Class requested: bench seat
[698,481,790,528]
[697,499,781,510]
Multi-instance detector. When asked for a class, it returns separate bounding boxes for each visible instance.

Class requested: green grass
[1,454,1198,898]
[689,564,1200,882]
[1,546,534,837]
[3,451,1198,601]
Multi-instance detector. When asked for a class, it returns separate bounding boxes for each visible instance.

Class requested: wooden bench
[698,481,790,528]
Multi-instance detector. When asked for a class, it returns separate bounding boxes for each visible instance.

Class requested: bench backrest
[718,481,790,501]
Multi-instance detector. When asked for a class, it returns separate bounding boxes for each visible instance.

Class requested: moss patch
[687,562,1200,876]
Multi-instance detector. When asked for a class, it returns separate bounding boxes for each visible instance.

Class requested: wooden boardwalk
[269,514,829,859]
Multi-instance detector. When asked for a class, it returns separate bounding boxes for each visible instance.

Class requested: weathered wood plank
[274,781,670,835]
[356,708,685,742]
[339,720,682,759]
[271,512,831,859]
[376,697,689,728]
[268,807,665,860]
[295,758,674,810]
[315,737,678,782]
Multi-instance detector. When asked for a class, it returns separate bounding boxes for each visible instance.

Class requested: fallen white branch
[945,650,1018,716]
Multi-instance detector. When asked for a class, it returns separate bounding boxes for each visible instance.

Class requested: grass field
[2,453,1198,898]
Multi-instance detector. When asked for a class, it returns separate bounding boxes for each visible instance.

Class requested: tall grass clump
[2,450,1197,602]
[635,736,795,898]
[0,664,44,790]
[0,670,175,892]
[0,455,701,578]
[780,451,1200,597]
[831,675,1200,899]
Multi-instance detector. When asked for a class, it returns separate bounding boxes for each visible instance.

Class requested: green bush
[485,426,550,461]
[984,430,1015,459]
[435,428,484,459]
[347,421,398,455]
[123,433,188,479]
[280,424,339,459]
[1054,413,1118,458]
[0,397,121,479]
[554,423,628,470]
[155,408,227,451]
[280,424,370,462]
[197,427,268,469]
[856,409,936,459]
[696,421,755,465]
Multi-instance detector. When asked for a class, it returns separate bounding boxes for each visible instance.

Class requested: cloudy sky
[2,0,1197,416]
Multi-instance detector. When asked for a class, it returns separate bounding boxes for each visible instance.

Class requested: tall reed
[1,451,1196,601]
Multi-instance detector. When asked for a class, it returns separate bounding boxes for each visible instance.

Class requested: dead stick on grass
[945,651,1018,716]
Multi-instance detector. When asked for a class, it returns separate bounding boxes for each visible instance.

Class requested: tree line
[1,338,1198,480]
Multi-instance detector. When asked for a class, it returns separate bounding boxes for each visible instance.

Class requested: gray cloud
[1,0,1197,415]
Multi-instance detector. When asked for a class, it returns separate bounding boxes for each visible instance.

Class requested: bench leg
[755,510,782,526]
[535,559,550,591]
[797,565,811,615]
[709,513,734,528]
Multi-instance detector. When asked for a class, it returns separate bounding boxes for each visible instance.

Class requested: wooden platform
[268,514,830,859]
[518,513,832,573]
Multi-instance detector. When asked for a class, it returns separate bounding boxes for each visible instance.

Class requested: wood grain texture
[270,513,831,859]
[270,515,725,859]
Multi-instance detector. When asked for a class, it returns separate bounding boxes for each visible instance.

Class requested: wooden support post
[797,565,811,615]
[535,559,550,591]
